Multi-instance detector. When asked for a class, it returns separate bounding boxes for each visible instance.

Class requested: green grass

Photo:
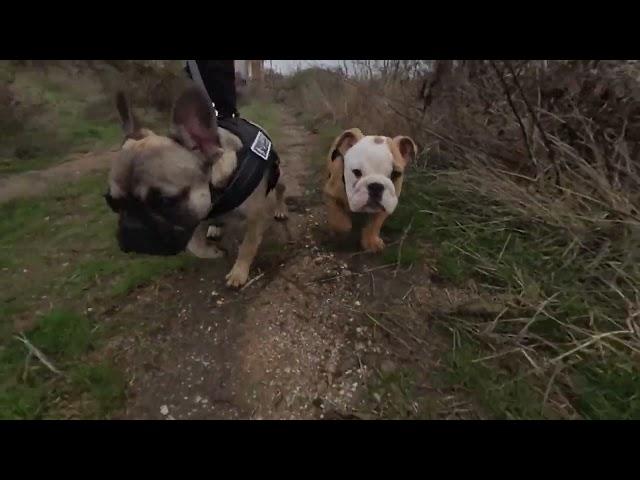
[30,310,91,359]
[0,309,127,419]
[1,310,90,419]
[0,172,196,418]
[0,61,168,176]
[382,243,423,268]
[240,101,284,145]
[436,341,547,419]
[366,367,438,419]
[70,363,126,418]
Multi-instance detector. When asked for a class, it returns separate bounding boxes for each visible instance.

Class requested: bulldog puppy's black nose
[367,182,384,199]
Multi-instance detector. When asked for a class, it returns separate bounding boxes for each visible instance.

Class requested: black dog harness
[207,116,280,219]
[185,60,279,219]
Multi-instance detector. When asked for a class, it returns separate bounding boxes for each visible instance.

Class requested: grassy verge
[0,172,196,419]
[382,169,640,420]
[302,116,638,419]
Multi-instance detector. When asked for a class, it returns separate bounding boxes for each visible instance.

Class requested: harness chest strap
[206,116,280,219]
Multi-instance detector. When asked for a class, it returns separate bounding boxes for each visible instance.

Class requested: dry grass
[276,60,640,419]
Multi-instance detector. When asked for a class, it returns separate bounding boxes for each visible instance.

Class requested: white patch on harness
[251,131,272,161]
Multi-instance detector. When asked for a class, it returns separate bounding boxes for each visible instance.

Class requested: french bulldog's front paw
[206,225,223,241]
[361,234,385,252]
[274,208,288,221]
[225,264,249,288]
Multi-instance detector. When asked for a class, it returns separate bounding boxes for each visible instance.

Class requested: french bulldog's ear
[392,136,417,165]
[171,84,222,157]
[115,91,141,138]
[330,128,364,160]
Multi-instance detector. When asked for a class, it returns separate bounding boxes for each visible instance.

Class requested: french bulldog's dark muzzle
[106,193,195,256]
[117,212,194,256]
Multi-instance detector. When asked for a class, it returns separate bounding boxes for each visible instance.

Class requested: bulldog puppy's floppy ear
[391,136,417,166]
[171,85,222,159]
[330,128,364,160]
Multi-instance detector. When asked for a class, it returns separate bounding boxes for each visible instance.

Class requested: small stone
[354,300,361,307]
[211,290,219,297]
[194,395,202,403]
[381,359,397,374]
[160,405,169,416]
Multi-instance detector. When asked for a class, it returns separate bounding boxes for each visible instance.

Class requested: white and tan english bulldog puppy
[323,128,417,252]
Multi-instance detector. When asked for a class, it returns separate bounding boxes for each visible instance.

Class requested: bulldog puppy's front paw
[361,233,385,252]
[225,263,250,288]
[329,215,353,234]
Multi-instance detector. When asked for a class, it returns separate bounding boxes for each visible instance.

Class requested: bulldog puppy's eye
[390,170,402,181]
[352,169,362,178]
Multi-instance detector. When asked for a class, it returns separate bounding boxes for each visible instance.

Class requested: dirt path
[103,108,471,420]
[1,105,472,419]
[0,150,117,204]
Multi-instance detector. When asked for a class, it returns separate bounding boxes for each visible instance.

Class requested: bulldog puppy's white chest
[343,136,398,214]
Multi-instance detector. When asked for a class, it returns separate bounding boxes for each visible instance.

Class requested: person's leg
[187,60,238,118]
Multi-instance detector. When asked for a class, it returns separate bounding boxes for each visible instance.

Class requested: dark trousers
[186,60,238,118]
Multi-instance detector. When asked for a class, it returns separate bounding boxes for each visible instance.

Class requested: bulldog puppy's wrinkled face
[337,130,416,214]
[105,85,223,255]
